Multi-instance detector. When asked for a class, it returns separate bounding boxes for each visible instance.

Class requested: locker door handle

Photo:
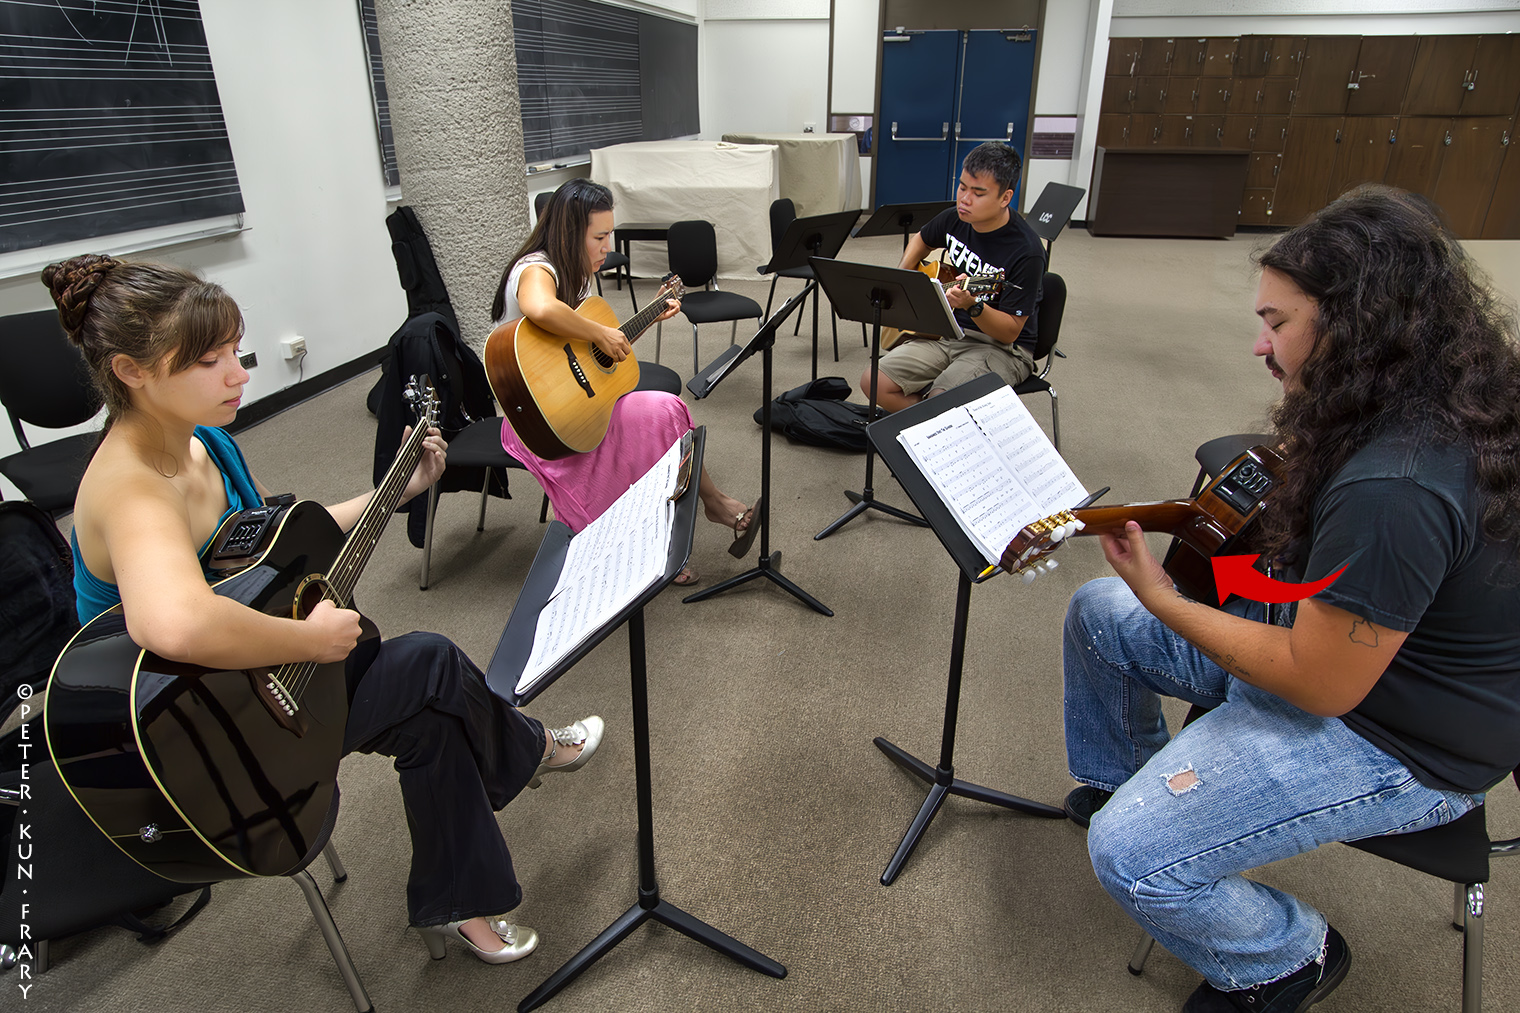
[891,121,950,142]
[1389,130,1397,143]
[1444,131,1452,146]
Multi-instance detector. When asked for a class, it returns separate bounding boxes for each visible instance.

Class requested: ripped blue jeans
[1063,577,1479,990]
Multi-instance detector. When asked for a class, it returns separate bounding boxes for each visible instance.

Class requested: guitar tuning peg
[1049,525,1066,543]
[1072,519,1087,532]
[1021,569,1038,584]
[1045,559,1059,571]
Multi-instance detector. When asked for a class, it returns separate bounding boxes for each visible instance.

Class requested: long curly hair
[41,254,243,429]
[1255,185,1520,562]
[491,178,613,321]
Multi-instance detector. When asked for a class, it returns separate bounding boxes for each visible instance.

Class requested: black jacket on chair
[373,312,511,548]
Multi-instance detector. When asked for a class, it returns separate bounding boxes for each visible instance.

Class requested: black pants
[342,632,544,927]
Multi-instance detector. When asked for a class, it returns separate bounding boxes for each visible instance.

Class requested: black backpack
[0,500,76,703]
[753,377,879,452]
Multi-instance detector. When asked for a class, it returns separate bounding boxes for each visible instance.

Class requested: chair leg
[692,321,700,376]
[37,939,50,974]
[1049,389,1060,452]
[1454,881,1466,930]
[730,319,739,347]
[627,273,638,312]
[1128,932,1155,975]
[1462,883,1483,1013]
[862,321,868,348]
[655,321,662,363]
[420,483,437,591]
[539,493,550,524]
[831,307,839,362]
[793,285,806,335]
[323,841,348,883]
[594,273,603,296]
[476,470,491,532]
[291,869,374,1013]
[763,275,779,319]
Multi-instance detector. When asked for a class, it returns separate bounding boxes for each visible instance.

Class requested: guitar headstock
[963,270,1009,303]
[1000,509,1085,583]
[655,272,687,304]
[402,374,440,428]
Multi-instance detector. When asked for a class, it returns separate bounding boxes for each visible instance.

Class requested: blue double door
[876,29,1038,207]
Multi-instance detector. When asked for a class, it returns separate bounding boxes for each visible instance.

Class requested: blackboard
[512,0,698,166]
[0,0,245,255]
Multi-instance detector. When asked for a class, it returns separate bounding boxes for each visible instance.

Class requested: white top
[494,252,589,326]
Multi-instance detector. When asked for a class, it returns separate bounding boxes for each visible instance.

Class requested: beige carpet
[20,228,1519,1013]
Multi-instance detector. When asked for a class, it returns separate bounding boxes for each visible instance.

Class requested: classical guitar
[880,259,1019,349]
[45,379,439,884]
[1001,445,1284,605]
[484,274,685,460]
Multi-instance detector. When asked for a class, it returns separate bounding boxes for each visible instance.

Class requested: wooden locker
[1247,152,1281,189]
[1157,114,1195,147]
[1325,116,1397,203]
[1273,116,1344,225]
[1404,36,1478,116]
[1166,77,1200,114]
[1346,37,1418,116]
[1135,37,1173,77]
[1202,38,1239,78]
[1101,75,1134,114]
[1222,115,1256,150]
[1268,38,1308,77]
[1236,37,1272,79]
[1293,37,1362,116]
[1198,80,1232,115]
[1259,78,1295,117]
[1173,38,1209,76]
[1480,131,1520,238]
[1462,36,1520,117]
[1097,113,1132,150]
[1240,190,1275,226]
[1107,38,1144,77]
[1132,77,1170,116]
[1432,117,1511,236]
[1253,116,1289,152]
[1132,114,1163,146]
[1384,117,1451,197]
[1193,115,1226,147]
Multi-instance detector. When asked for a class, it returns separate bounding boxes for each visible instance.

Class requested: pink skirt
[500,391,694,533]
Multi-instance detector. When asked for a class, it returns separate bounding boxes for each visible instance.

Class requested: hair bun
[42,254,122,334]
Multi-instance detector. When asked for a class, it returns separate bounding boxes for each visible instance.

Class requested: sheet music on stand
[516,436,685,695]
[895,385,1087,567]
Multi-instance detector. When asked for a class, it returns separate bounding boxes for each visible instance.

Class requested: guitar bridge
[563,344,596,398]
[250,669,307,736]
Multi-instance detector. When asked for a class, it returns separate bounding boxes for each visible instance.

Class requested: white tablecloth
[590,140,780,279]
[720,132,864,218]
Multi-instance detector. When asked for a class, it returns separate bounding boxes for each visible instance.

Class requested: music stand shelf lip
[483,428,705,708]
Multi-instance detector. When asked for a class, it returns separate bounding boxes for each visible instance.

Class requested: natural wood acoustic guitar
[45,379,439,883]
[484,275,684,460]
[1000,444,1284,605]
[880,259,1017,350]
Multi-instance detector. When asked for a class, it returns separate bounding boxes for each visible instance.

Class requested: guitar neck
[1072,500,1207,538]
[617,292,672,342]
[324,415,431,603]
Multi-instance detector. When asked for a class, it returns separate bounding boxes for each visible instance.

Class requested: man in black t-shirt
[863,142,1044,413]
[1059,187,1520,1013]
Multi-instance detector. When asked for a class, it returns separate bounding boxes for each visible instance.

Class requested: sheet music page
[964,387,1086,513]
[516,439,682,694]
[896,385,1087,566]
[929,279,967,339]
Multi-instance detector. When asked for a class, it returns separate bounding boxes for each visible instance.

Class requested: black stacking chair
[1011,272,1068,451]
[533,191,635,306]
[758,198,841,363]
[1126,717,1519,1013]
[664,219,763,375]
[0,310,103,516]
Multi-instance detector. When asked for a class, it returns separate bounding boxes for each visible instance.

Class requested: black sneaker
[1063,785,1113,828]
[1181,926,1350,1012]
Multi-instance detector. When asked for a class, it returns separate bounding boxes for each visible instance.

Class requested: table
[719,132,864,218]
[1086,147,1250,239]
[592,141,779,279]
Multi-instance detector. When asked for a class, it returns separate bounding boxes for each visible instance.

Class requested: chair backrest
[533,190,552,221]
[0,310,101,446]
[769,198,797,254]
[666,220,718,288]
[1028,272,1066,363]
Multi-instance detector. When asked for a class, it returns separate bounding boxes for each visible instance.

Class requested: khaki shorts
[878,334,1035,396]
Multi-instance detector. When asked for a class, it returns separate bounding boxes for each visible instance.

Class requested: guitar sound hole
[591,347,614,370]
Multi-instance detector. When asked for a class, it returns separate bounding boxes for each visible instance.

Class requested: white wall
[0,0,405,499]
[701,18,831,137]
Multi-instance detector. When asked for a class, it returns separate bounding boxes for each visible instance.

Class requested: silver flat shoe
[529,715,604,789]
[416,917,539,964]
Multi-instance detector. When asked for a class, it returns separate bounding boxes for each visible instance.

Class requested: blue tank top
[72,426,263,624]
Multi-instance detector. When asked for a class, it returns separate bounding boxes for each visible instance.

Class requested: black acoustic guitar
[45,380,438,884]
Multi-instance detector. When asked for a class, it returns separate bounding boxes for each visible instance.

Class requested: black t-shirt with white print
[919,206,1043,350]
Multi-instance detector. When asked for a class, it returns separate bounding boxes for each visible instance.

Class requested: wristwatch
[966,301,984,318]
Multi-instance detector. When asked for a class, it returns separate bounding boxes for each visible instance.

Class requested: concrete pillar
[373,0,529,350]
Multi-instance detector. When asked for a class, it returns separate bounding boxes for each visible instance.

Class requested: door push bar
[954,122,1015,143]
[892,121,950,142]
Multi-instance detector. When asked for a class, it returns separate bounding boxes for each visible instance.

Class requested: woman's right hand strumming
[305,599,363,663]
[592,324,632,362]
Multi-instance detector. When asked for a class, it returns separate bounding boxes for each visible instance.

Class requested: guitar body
[485,296,642,461]
[46,501,376,883]
[880,260,1010,350]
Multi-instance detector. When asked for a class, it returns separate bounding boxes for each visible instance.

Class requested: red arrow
[1210,555,1349,605]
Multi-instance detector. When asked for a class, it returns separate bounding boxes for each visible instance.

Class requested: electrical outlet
[239,351,257,369]
[280,336,307,360]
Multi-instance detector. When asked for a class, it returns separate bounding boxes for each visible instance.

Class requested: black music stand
[683,288,832,616]
[865,373,1066,885]
[853,200,955,251]
[1023,183,1085,267]
[762,209,860,381]
[809,258,960,539]
[485,429,787,1010]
